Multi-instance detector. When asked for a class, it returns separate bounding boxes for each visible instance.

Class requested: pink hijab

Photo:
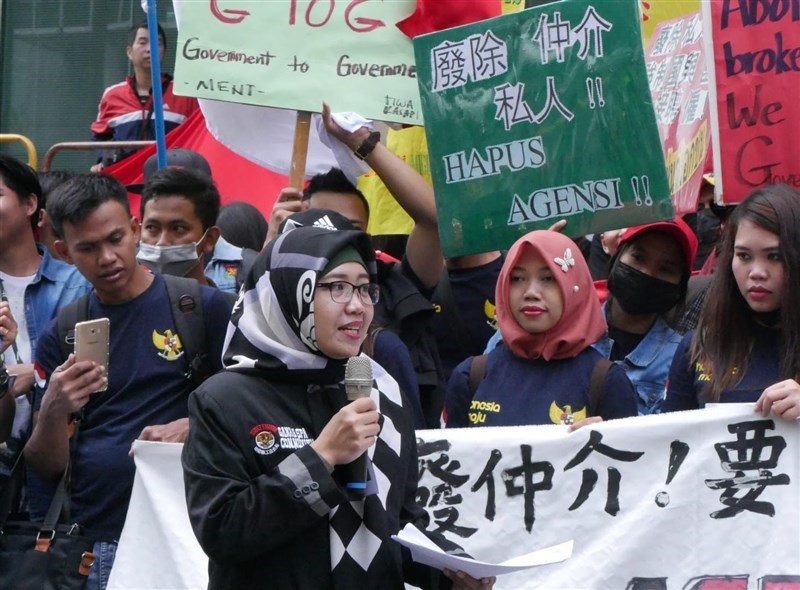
[496,231,606,361]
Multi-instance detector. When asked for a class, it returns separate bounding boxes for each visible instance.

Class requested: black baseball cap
[279,208,356,234]
[127,149,212,193]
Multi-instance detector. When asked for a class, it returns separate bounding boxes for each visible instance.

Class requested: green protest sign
[173,0,422,124]
[413,0,673,258]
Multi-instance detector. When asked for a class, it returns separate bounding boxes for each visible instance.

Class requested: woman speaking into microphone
[181,224,493,590]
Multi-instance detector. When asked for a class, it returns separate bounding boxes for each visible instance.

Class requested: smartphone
[74,318,110,392]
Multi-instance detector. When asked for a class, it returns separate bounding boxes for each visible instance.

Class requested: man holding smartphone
[24,173,232,590]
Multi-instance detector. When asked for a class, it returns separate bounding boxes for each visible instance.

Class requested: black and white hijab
[222,225,412,584]
[222,225,376,383]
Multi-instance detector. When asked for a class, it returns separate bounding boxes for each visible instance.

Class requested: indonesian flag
[103,109,292,220]
[396,0,503,38]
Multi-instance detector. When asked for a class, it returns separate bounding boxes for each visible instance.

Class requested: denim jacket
[204,236,245,294]
[22,245,92,353]
[593,305,682,415]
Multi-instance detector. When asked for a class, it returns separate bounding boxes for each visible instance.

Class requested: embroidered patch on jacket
[276,426,313,449]
[251,423,279,456]
[250,424,313,456]
[152,329,184,360]
[224,263,239,279]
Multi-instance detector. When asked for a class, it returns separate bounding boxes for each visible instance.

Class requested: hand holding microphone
[310,357,378,484]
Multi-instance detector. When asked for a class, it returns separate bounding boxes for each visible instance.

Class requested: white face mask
[136,231,207,277]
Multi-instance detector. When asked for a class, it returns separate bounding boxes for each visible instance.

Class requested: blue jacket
[22,246,92,354]
[593,306,682,415]
[205,236,247,294]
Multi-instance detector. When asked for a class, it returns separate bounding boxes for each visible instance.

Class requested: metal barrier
[0,134,38,168]
[42,140,155,172]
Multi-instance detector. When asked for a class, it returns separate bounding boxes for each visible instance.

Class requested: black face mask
[608,261,683,315]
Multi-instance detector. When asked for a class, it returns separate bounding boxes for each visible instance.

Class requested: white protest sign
[172,0,422,124]
[109,406,800,589]
[416,405,800,589]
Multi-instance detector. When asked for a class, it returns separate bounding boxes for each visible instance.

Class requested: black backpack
[56,275,215,388]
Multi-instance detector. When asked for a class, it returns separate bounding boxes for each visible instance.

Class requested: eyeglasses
[316,281,380,305]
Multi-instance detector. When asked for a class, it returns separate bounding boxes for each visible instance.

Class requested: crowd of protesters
[1,17,799,590]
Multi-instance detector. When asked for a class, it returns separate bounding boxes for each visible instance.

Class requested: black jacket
[183,364,451,589]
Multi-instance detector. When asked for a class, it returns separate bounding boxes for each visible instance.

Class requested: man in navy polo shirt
[25,173,231,590]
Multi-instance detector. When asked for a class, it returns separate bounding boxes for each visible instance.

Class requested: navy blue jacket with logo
[445,343,638,428]
[664,324,781,411]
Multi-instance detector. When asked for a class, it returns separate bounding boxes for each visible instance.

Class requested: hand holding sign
[412,0,674,258]
[265,187,308,245]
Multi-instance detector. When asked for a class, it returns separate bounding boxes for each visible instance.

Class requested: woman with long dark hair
[664,184,800,418]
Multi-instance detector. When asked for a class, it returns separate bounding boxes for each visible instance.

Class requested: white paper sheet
[391,524,573,579]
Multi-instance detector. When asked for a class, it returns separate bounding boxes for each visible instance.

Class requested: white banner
[109,405,800,590]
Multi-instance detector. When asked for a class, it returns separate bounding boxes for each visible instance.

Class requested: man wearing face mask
[592,218,698,415]
[132,149,255,294]
[137,166,220,287]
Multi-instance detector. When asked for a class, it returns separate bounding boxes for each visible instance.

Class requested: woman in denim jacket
[593,218,698,415]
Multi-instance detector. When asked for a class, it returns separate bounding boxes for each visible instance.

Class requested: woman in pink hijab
[444,230,637,428]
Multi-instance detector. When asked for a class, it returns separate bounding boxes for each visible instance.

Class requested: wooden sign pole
[289,110,312,189]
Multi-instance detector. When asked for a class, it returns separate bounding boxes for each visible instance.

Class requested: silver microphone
[345,355,373,402]
[342,356,373,492]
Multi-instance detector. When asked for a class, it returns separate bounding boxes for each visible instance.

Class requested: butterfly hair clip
[554,248,575,273]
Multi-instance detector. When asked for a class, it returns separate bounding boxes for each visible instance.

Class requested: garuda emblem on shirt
[152,329,184,360]
[484,300,498,330]
[549,402,587,425]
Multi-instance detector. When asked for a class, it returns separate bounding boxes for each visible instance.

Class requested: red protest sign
[704,0,800,203]
[646,11,711,214]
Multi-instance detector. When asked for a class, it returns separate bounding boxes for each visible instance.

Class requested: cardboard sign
[173,0,422,124]
[703,0,800,203]
[646,11,712,214]
[640,0,702,46]
[413,0,673,258]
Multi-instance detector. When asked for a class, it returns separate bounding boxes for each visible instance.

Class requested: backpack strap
[589,357,613,416]
[162,275,210,388]
[467,354,488,399]
[56,294,91,361]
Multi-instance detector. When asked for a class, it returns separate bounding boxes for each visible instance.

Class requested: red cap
[618,217,699,271]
